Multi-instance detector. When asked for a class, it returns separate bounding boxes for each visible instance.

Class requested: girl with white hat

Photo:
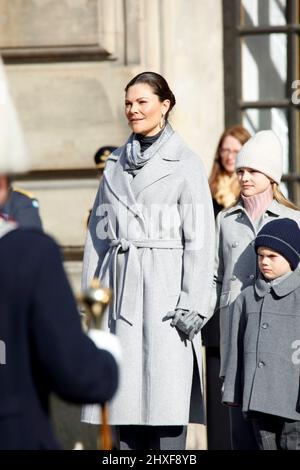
[210,129,300,449]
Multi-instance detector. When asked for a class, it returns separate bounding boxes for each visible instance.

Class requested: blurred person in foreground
[0,57,120,450]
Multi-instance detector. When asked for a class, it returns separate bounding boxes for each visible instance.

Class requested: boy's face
[257,246,292,280]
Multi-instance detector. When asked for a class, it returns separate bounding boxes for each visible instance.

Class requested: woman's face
[219,135,242,175]
[237,168,271,196]
[125,83,170,137]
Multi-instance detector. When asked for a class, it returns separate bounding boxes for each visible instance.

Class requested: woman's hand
[165,309,204,340]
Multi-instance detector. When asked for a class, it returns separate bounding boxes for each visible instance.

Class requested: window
[223,0,300,203]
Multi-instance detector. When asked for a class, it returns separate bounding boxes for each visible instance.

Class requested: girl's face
[125,83,170,137]
[257,246,292,280]
[219,135,242,175]
[237,168,271,196]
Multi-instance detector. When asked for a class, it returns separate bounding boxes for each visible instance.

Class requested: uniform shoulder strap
[13,188,36,200]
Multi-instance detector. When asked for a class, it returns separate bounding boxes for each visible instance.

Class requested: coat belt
[102,238,183,325]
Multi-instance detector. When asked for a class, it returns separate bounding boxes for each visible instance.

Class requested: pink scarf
[241,185,273,222]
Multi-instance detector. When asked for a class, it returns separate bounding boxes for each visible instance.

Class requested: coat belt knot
[110,238,131,252]
[101,238,183,325]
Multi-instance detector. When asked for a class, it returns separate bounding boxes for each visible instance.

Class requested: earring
[159,114,165,129]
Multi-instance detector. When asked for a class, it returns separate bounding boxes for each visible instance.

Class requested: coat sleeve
[176,155,215,322]
[208,211,224,316]
[31,236,118,405]
[222,294,246,405]
[81,183,110,291]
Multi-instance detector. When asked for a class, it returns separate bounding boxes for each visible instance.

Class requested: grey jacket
[209,199,300,375]
[223,268,300,421]
[81,131,215,425]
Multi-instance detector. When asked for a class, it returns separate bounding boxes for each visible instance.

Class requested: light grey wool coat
[222,269,300,421]
[209,199,300,377]
[81,131,215,425]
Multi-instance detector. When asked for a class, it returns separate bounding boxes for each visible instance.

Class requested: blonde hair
[209,125,251,204]
[272,183,299,210]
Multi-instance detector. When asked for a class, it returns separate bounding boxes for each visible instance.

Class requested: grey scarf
[125,122,174,176]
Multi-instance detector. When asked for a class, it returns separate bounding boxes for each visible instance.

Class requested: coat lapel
[103,147,144,220]
[103,132,183,217]
[130,132,182,197]
[254,275,271,297]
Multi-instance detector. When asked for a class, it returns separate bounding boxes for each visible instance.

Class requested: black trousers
[229,407,258,450]
[205,348,231,449]
[250,412,300,450]
[115,425,187,450]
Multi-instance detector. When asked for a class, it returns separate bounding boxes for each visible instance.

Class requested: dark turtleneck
[136,127,164,154]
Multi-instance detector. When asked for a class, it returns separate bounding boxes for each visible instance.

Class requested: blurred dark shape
[0,230,119,450]
[94,146,117,170]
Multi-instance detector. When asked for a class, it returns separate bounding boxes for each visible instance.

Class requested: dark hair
[125,71,176,121]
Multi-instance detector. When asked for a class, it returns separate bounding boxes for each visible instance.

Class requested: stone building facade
[1,0,224,273]
[0,0,224,449]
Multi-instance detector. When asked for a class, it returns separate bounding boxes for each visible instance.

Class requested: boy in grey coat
[223,218,300,450]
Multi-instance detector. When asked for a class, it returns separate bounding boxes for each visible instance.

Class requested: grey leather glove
[165,309,204,341]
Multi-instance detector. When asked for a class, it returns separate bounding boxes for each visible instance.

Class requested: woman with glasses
[209,125,251,217]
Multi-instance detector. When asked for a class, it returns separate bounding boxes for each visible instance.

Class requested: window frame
[223,0,300,203]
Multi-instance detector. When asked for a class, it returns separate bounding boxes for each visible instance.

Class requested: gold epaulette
[13,188,36,200]
[96,150,111,170]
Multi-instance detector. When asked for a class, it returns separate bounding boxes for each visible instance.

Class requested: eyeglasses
[219,148,240,157]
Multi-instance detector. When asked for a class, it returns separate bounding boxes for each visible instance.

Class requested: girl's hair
[209,125,251,197]
[125,71,176,121]
[272,183,299,210]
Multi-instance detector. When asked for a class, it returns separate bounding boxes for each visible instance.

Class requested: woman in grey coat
[81,72,215,450]
[210,130,300,449]
[223,218,300,450]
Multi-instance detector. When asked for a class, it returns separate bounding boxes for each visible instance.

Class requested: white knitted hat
[0,56,30,173]
[235,130,283,184]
